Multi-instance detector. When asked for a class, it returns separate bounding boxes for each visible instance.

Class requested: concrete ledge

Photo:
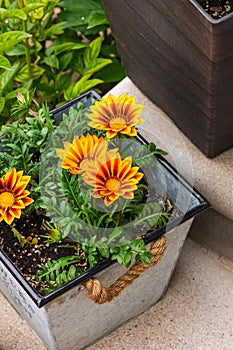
[1,239,233,350]
[106,78,233,222]
[190,208,233,262]
[1,78,233,350]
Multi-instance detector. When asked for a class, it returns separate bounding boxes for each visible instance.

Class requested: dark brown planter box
[103,0,233,157]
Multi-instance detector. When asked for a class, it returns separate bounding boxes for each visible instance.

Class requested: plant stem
[23,21,33,80]
[18,0,32,80]
[63,170,81,210]
[117,209,122,227]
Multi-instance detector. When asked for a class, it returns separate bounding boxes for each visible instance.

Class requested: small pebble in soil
[196,0,233,18]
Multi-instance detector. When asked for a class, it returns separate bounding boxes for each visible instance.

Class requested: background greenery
[0,0,125,125]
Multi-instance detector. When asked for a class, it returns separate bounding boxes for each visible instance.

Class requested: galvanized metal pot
[0,92,209,350]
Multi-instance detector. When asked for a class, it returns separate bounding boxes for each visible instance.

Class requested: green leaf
[84,57,112,76]
[0,62,20,95]
[84,36,103,69]
[59,0,102,12]
[0,55,11,70]
[123,251,133,268]
[44,55,59,70]
[0,97,5,112]
[15,65,45,83]
[107,228,122,245]
[95,62,126,83]
[140,255,152,265]
[5,87,28,100]
[97,244,109,259]
[0,31,31,54]
[57,72,72,92]
[23,3,45,15]
[64,75,102,100]
[1,9,27,20]
[48,42,86,56]
[42,22,65,39]
[5,44,25,56]
[70,52,84,75]
[74,79,103,96]
[133,204,169,229]
[59,52,73,71]
[87,12,109,29]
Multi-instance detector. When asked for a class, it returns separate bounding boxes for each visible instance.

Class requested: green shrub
[0,0,125,124]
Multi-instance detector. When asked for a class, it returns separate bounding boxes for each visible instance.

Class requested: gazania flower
[0,168,34,225]
[83,156,144,206]
[87,94,144,139]
[56,133,118,175]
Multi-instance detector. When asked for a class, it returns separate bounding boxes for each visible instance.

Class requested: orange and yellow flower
[83,156,144,206]
[0,168,34,225]
[87,94,144,139]
[56,133,118,175]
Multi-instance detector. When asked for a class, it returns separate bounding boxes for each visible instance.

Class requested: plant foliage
[0,0,125,125]
[0,94,172,294]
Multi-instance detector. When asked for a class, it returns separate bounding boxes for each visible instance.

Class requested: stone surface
[1,238,233,350]
[190,208,233,263]
[0,220,192,350]
[1,77,233,350]
[106,78,233,221]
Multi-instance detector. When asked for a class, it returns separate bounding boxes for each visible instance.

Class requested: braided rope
[83,236,166,304]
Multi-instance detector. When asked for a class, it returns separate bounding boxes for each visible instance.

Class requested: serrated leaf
[68,265,76,278]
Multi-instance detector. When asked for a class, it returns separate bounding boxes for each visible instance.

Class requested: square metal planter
[103,0,233,157]
[0,92,209,350]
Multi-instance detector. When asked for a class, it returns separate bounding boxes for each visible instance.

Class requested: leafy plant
[0,0,125,124]
[0,93,171,295]
[37,254,84,293]
[12,227,38,247]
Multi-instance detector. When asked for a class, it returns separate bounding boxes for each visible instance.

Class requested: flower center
[105,177,120,192]
[0,191,15,208]
[109,117,126,131]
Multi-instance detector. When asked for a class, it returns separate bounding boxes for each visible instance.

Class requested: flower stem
[117,209,122,227]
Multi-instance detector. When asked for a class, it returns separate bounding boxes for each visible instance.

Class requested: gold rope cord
[83,236,167,304]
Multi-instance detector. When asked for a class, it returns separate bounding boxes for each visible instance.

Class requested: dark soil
[0,213,89,295]
[0,198,179,296]
[196,0,233,18]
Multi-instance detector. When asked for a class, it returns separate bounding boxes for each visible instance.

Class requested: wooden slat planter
[103,0,233,157]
